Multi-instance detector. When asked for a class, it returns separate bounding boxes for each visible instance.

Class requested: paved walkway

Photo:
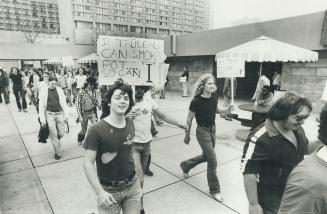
[0,91,320,214]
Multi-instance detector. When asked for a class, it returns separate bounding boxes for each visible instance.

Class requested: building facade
[59,0,208,44]
[0,0,60,34]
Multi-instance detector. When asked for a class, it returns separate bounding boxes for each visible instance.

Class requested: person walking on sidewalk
[0,69,10,104]
[74,67,87,95]
[9,67,27,112]
[83,80,142,214]
[39,76,68,160]
[241,93,312,214]
[181,66,189,97]
[127,85,187,214]
[180,73,234,202]
[76,77,101,145]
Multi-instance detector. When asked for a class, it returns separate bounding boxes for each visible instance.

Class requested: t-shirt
[84,118,135,181]
[75,75,87,89]
[189,95,217,127]
[46,88,62,112]
[132,99,157,143]
[278,147,327,214]
[10,73,23,87]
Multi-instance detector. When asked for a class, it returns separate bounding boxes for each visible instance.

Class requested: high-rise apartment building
[70,0,209,36]
[0,0,60,34]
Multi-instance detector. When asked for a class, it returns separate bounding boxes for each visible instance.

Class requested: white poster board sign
[62,56,75,67]
[97,36,166,85]
[216,53,245,78]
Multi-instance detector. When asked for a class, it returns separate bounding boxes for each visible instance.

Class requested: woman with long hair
[83,79,142,214]
[180,73,233,202]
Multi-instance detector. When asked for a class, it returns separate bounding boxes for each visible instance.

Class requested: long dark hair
[100,79,134,119]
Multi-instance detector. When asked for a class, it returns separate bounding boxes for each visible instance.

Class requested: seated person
[252,86,274,129]
[257,85,274,106]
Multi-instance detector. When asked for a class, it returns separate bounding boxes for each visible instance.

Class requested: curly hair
[100,79,134,119]
[318,104,327,145]
[192,73,215,98]
[267,92,312,121]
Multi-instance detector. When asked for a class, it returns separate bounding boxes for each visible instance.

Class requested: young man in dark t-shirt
[83,80,142,214]
[180,73,233,203]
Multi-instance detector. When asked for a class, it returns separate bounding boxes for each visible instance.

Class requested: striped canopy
[215,36,318,63]
[43,57,62,65]
[77,53,98,64]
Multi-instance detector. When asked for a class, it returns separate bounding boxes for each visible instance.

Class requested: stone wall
[281,58,327,113]
[165,55,218,95]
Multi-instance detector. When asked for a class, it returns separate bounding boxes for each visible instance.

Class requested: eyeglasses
[294,114,310,122]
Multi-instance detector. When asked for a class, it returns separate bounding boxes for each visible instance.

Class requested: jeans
[46,111,67,156]
[13,86,27,110]
[181,126,220,194]
[132,142,151,187]
[78,111,97,142]
[98,176,142,214]
[182,82,188,96]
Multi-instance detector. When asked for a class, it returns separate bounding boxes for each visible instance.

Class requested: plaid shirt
[76,89,101,118]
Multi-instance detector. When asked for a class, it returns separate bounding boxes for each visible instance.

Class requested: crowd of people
[1,64,326,214]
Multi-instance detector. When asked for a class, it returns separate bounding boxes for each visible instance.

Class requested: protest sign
[62,56,75,67]
[97,36,166,85]
[216,52,245,78]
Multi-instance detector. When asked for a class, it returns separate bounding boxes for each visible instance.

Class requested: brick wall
[281,58,327,113]
[165,55,218,94]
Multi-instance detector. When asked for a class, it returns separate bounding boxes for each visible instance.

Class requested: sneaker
[54,154,61,160]
[180,163,189,178]
[18,109,22,112]
[23,109,27,112]
[145,169,154,176]
[211,193,223,202]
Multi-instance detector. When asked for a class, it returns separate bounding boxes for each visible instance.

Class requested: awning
[215,36,318,63]
[43,57,62,65]
[77,53,98,64]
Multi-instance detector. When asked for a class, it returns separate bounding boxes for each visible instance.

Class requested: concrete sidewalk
[0,91,320,214]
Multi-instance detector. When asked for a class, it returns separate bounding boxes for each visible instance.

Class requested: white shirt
[272,73,281,86]
[74,75,87,89]
[132,98,158,143]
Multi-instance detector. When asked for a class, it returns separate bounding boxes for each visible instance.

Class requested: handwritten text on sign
[97,36,166,85]
[216,52,245,78]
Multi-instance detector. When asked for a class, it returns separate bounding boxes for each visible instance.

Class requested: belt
[47,109,62,113]
[100,171,136,187]
[83,109,94,113]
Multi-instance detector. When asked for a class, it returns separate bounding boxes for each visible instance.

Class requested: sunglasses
[294,114,310,122]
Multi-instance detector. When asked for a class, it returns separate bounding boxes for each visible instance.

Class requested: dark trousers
[181,126,220,194]
[13,86,27,110]
[0,87,10,103]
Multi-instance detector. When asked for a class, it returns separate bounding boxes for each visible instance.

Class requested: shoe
[180,163,189,178]
[140,208,145,214]
[29,102,32,105]
[54,154,61,160]
[18,109,22,112]
[145,169,154,176]
[23,109,27,112]
[78,141,83,146]
[211,193,223,202]
[156,121,163,126]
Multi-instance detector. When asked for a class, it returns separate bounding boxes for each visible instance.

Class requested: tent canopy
[215,36,318,63]
[77,53,98,64]
[44,57,62,65]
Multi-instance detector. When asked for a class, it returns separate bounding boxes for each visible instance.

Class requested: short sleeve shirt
[132,99,157,143]
[189,95,217,127]
[84,118,135,181]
